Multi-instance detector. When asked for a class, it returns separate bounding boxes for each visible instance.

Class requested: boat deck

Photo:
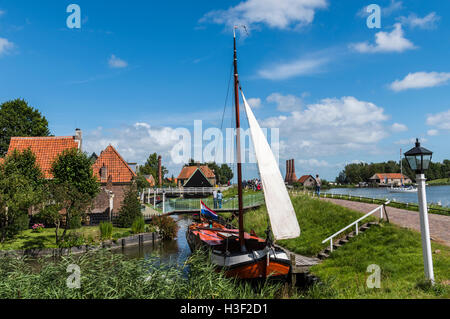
[275,245,321,273]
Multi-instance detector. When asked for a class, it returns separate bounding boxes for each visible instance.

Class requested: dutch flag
[200,200,219,220]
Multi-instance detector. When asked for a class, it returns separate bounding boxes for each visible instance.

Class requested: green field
[428,178,450,185]
[237,194,450,298]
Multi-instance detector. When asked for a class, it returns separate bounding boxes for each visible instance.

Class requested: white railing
[321,200,390,252]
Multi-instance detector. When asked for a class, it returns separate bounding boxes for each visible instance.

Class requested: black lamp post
[404,138,434,284]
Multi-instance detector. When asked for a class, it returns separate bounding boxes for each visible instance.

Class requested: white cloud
[267,93,303,112]
[390,72,450,91]
[0,38,14,56]
[383,0,403,16]
[258,57,328,80]
[427,129,439,136]
[201,0,328,30]
[108,54,128,68]
[84,123,185,176]
[397,12,440,29]
[262,96,389,157]
[391,123,408,132]
[426,110,450,131]
[350,23,415,53]
[247,98,262,108]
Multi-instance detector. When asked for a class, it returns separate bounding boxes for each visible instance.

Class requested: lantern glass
[406,155,418,171]
[422,154,432,171]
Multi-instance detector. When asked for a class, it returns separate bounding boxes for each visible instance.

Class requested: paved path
[322,198,450,247]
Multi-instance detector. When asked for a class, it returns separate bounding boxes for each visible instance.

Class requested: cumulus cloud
[0,38,14,56]
[83,123,186,175]
[267,93,303,112]
[247,98,262,108]
[395,137,427,145]
[350,23,415,53]
[201,0,328,31]
[258,57,328,80]
[389,72,450,91]
[427,129,439,136]
[108,54,128,68]
[358,0,403,18]
[397,12,440,29]
[261,96,389,157]
[391,123,408,132]
[426,110,450,131]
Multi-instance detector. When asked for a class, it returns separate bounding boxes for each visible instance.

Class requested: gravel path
[322,198,450,247]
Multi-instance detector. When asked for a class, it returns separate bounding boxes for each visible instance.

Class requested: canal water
[112,215,192,265]
[324,185,450,207]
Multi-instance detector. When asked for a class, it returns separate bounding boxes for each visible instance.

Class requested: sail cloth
[241,92,301,240]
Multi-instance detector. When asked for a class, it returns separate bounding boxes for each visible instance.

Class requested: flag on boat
[200,200,218,220]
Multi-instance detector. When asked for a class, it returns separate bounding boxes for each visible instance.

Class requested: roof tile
[92,145,136,183]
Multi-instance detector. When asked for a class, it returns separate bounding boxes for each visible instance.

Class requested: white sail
[241,92,300,240]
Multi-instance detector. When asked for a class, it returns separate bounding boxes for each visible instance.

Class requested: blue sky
[0,0,449,181]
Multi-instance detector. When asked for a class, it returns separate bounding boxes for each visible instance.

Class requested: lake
[324,185,450,208]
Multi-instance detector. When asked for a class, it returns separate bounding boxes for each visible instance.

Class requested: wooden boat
[186,27,300,279]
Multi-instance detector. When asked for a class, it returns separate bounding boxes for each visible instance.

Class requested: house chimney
[158,155,162,187]
[290,159,298,183]
[285,160,290,182]
[75,128,82,150]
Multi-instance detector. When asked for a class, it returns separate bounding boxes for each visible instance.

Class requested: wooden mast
[233,27,245,251]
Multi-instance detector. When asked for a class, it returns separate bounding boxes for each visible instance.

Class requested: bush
[99,221,113,240]
[131,217,145,234]
[151,215,179,240]
[68,214,82,229]
[117,183,142,228]
[58,232,85,248]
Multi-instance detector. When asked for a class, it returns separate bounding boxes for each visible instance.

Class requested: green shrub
[68,214,82,229]
[131,217,145,234]
[99,221,113,240]
[117,183,141,228]
[151,215,179,240]
[58,232,85,248]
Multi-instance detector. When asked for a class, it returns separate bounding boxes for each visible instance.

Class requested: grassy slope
[239,194,450,298]
[428,178,450,185]
[0,226,130,250]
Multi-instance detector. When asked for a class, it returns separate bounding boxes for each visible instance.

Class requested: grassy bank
[239,194,450,298]
[0,226,131,251]
[428,178,450,186]
[0,249,291,299]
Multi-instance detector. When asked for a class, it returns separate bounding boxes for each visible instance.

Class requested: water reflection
[112,215,192,266]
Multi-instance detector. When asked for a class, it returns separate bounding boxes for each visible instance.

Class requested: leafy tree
[135,173,151,192]
[117,182,142,228]
[50,148,100,243]
[0,149,44,242]
[0,99,50,156]
[138,153,168,181]
[218,163,233,184]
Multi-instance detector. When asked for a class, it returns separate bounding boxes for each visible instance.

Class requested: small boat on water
[186,27,300,279]
[389,149,417,193]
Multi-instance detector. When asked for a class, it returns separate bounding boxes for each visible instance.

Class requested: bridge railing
[321,200,390,252]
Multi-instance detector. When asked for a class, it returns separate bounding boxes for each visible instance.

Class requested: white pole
[162,192,165,215]
[416,173,435,284]
[153,190,156,209]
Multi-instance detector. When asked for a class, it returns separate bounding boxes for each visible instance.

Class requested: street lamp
[404,138,434,284]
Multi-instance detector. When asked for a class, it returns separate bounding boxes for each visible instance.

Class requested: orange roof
[298,175,314,183]
[0,158,4,165]
[374,173,408,179]
[7,136,79,179]
[92,145,136,183]
[177,165,215,180]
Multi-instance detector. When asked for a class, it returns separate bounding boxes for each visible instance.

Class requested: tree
[219,163,233,184]
[138,153,168,180]
[117,182,141,228]
[0,99,50,156]
[0,149,44,242]
[51,148,100,243]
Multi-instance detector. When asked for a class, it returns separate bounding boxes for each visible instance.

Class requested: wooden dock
[275,244,321,274]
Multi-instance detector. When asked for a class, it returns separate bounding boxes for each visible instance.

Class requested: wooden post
[290,254,296,286]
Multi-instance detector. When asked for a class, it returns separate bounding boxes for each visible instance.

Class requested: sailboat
[389,148,417,193]
[186,28,301,279]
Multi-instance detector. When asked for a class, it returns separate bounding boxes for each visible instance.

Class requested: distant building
[177,165,216,187]
[298,175,317,187]
[3,129,82,179]
[369,173,412,186]
[89,145,136,224]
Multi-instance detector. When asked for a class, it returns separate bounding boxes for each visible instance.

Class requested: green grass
[428,178,450,185]
[0,226,131,250]
[239,194,450,298]
[0,249,294,299]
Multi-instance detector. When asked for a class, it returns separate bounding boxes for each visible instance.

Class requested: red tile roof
[7,136,79,179]
[92,145,136,183]
[298,175,314,184]
[177,165,215,180]
[374,173,408,180]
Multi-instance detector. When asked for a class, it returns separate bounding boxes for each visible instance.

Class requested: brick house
[298,175,317,187]
[369,173,412,186]
[177,165,216,187]
[89,145,136,224]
